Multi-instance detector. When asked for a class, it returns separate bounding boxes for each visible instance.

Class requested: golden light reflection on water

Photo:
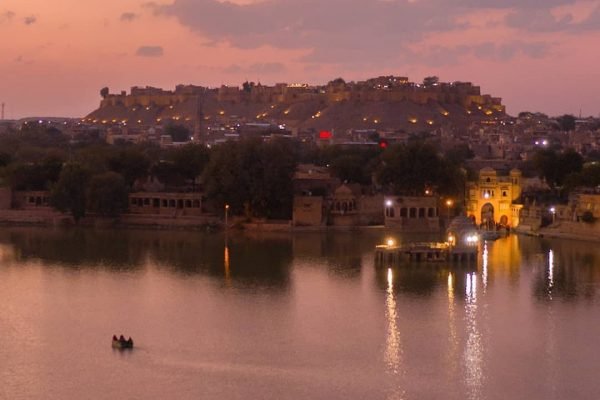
[385,268,401,373]
[0,243,16,263]
[446,272,459,382]
[224,244,231,284]
[385,268,406,399]
[464,272,483,400]
[545,251,558,397]
[547,249,554,296]
[482,242,489,292]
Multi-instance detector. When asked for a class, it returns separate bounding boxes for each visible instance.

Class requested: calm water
[1,227,600,400]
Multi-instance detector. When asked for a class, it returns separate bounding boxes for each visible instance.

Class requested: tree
[50,163,89,222]
[557,114,576,131]
[328,146,381,185]
[0,152,11,167]
[87,172,129,217]
[444,144,474,166]
[100,87,109,98]
[203,138,298,219]
[107,148,150,187]
[169,144,210,183]
[165,124,191,142]
[329,77,346,85]
[376,142,464,196]
[242,81,254,93]
[533,148,583,188]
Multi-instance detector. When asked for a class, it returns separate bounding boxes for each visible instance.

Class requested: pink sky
[1,0,599,118]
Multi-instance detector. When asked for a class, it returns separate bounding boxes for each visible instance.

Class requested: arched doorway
[481,203,495,229]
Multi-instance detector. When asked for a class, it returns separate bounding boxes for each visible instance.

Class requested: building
[466,168,523,228]
[128,192,204,216]
[293,196,324,227]
[383,195,441,232]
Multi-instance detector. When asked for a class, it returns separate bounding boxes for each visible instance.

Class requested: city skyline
[1,0,600,118]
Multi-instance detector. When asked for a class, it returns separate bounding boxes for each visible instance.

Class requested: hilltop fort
[86,76,505,136]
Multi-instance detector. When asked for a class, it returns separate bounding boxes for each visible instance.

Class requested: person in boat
[126,337,134,347]
[112,335,118,341]
[119,335,126,343]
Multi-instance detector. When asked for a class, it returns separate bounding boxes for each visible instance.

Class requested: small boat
[112,336,134,349]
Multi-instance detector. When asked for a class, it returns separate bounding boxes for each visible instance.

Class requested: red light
[379,140,388,148]
[319,130,332,139]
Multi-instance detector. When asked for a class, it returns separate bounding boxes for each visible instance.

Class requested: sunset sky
[1,0,599,118]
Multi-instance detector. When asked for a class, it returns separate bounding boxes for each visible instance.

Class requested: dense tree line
[0,126,474,221]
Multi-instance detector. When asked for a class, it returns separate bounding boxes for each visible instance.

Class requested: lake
[1,227,599,399]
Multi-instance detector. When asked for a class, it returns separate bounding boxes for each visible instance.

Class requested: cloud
[151,0,594,66]
[414,41,551,66]
[223,62,286,75]
[152,0,467,64]
[135,45,164,57]
[23,15,36,25]
[506,5,600,32]
[14,55,34,65]
[120,12,138,22]
[1,10,15,23]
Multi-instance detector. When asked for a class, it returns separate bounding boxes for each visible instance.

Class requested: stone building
[128,192,204,216]
[383,195,441,232]
[293,196,324,227]
[465,168,523,228]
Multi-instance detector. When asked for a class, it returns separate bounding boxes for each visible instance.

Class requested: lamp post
[550,206,556,224]
[224,203,229,229]
[446,199,453,225]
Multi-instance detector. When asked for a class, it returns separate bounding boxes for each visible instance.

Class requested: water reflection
[463,272,484,400]
[532,238,600,300]
[548,249,554,296]
[446,272,459,385]
[0,228,293,288]
[482,242,488,292]
[384,267,405,399]
[224,243,231,284]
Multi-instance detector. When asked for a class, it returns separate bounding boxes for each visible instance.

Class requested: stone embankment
[0,210,220,230]
[534,221,600,242]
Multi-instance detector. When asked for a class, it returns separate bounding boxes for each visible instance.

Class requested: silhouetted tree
[376,142,464,196]
[50,163,89,222]
[107,149,150,187]
[87,172,129,217]
[168,144,210,183]
[203,138,297,219]
[534,148,583,188]
[557,114,576,131]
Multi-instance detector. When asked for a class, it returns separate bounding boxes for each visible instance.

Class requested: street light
[446,199,453,224]
[225,203,230,229]
[550,206,556,224]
